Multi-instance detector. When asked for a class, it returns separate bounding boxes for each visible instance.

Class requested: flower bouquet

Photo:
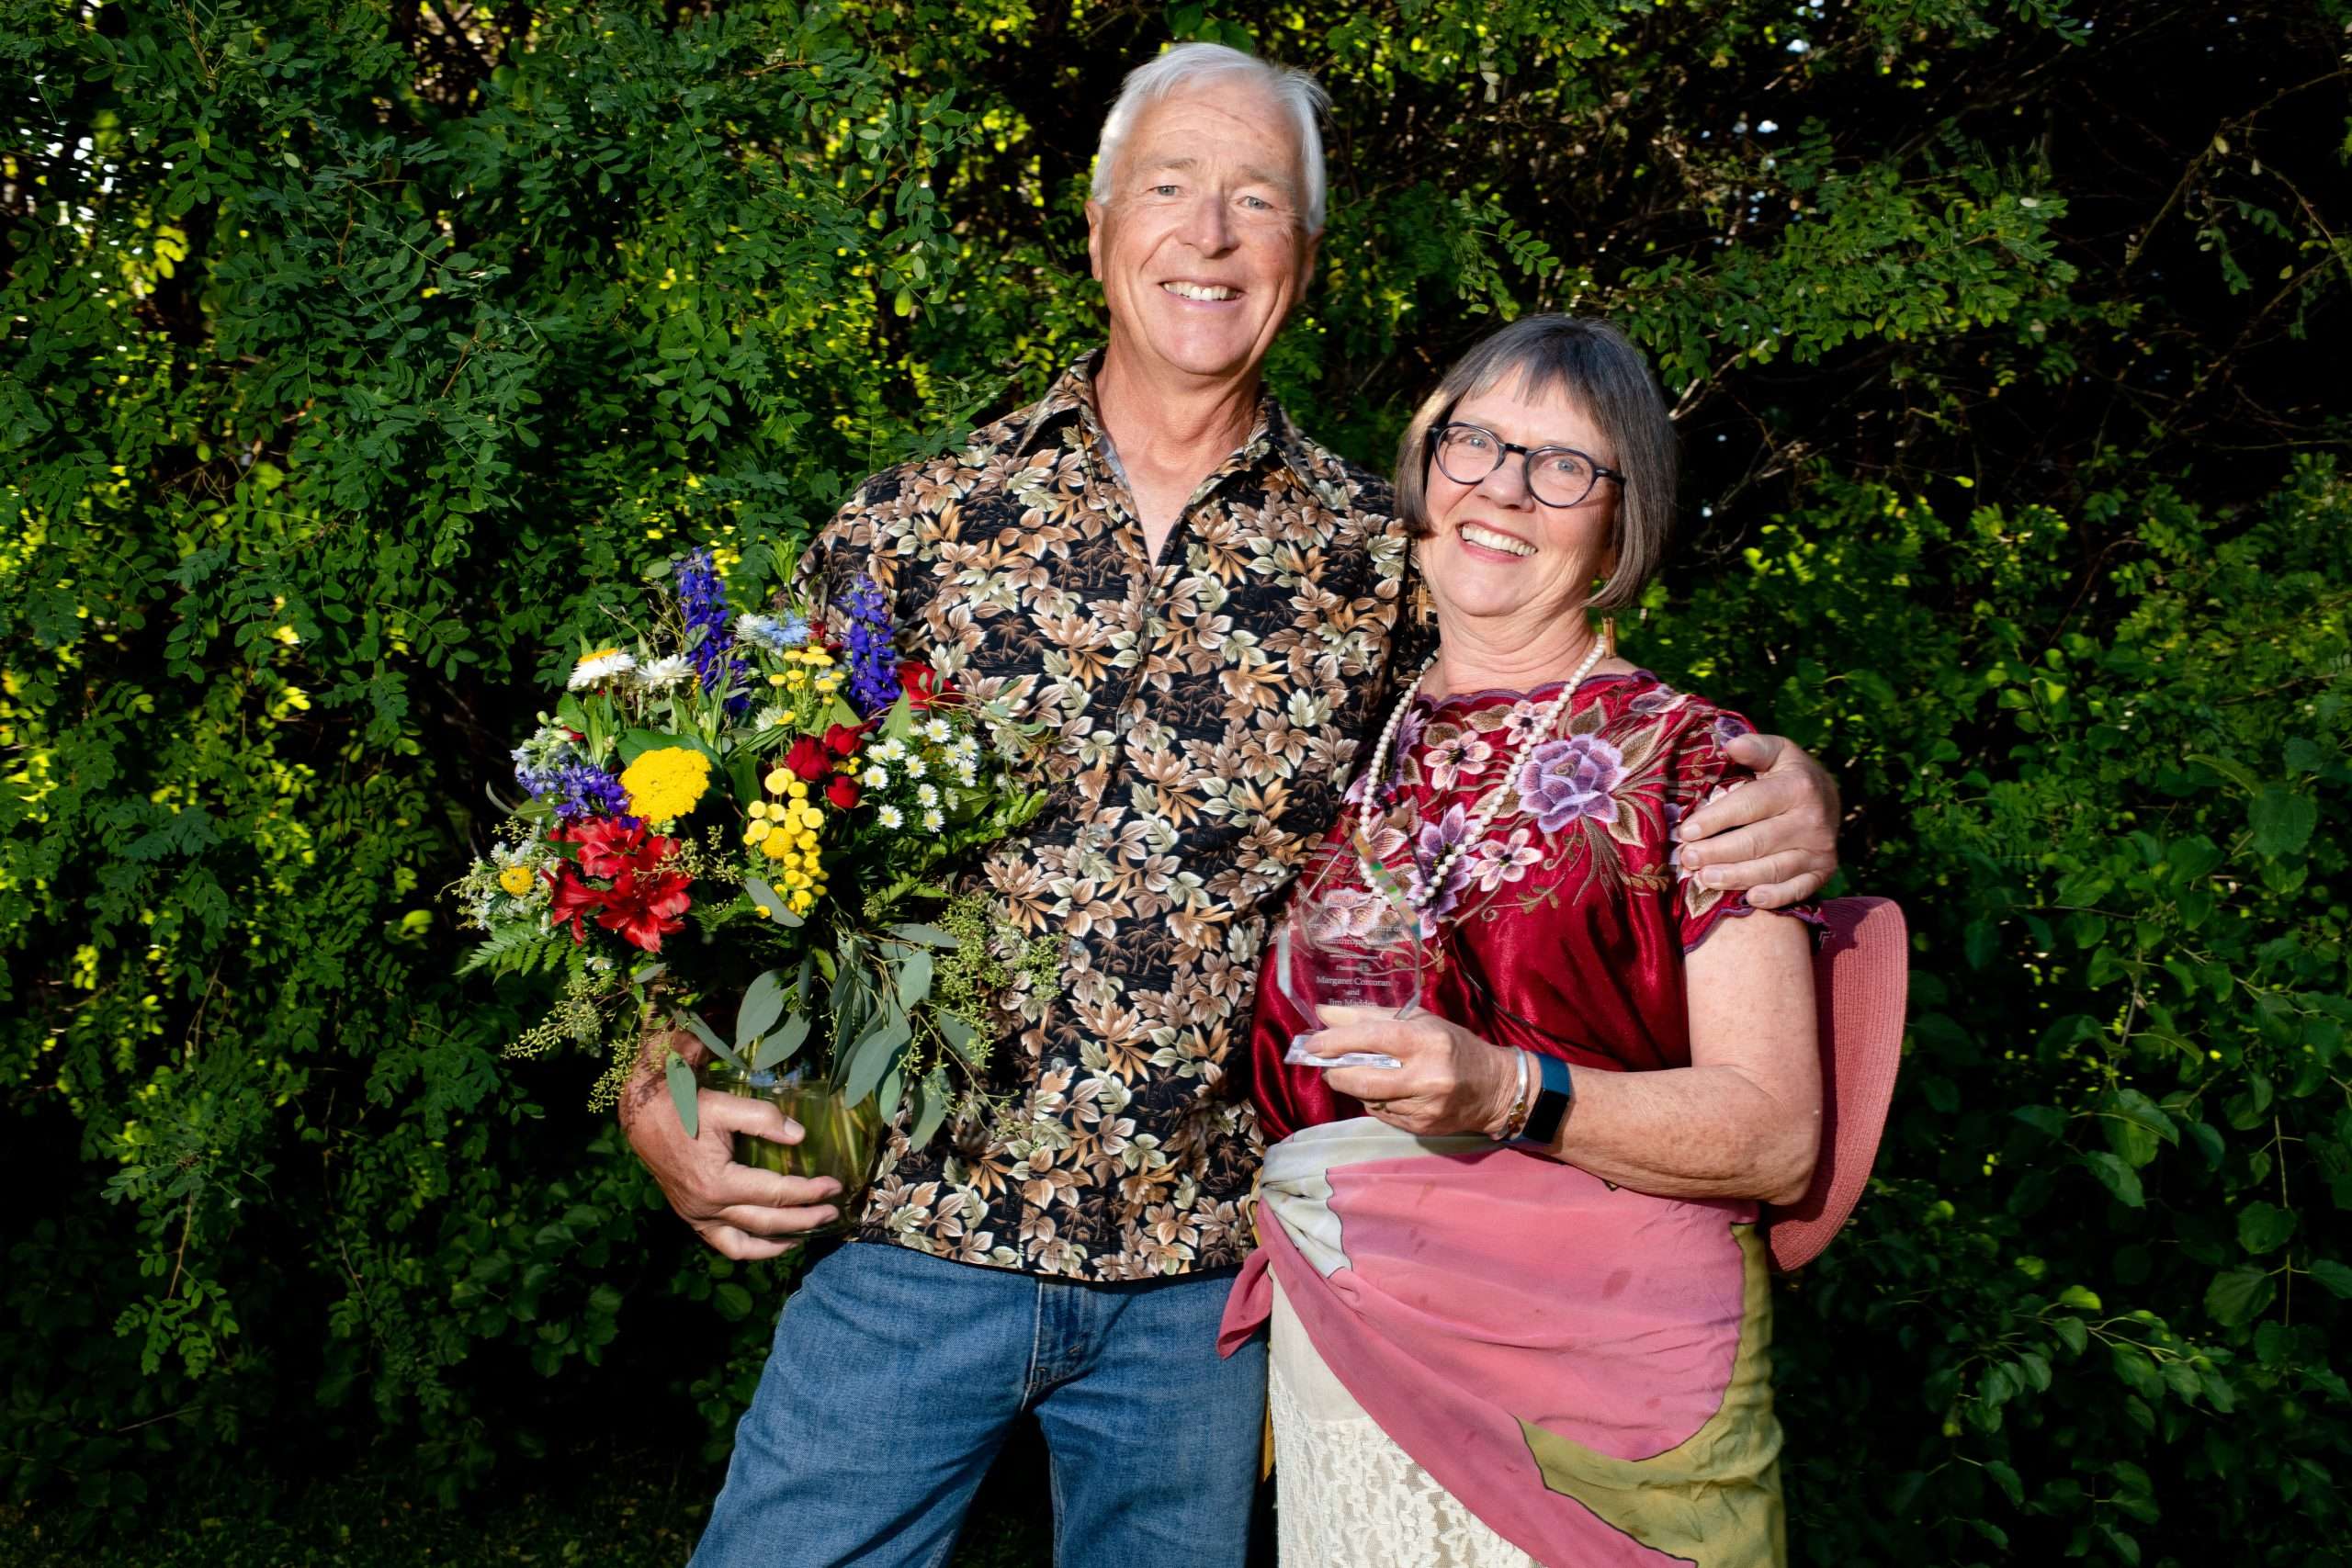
[452,548,1049,1209]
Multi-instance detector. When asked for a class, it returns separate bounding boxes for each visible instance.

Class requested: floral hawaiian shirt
[802,354,1411,1281]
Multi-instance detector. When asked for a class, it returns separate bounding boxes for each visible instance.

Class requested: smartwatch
[1512,1052,1576,1148]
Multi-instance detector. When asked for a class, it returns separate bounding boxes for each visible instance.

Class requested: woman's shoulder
[1589,671,1756,743]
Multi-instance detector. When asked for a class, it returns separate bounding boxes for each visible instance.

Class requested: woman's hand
[1299,1006,1525,1138]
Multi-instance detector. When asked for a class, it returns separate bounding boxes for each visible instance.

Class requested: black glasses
[1428,422,1625,509]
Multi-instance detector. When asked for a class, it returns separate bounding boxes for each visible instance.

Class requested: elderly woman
[1220,315,1821,1567]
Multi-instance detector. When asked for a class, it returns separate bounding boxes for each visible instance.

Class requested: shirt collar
[1009,350,1321,494]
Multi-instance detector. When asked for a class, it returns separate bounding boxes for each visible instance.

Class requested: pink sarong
[1221,1118,1785,1567]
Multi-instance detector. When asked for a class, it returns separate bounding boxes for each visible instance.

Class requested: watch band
[1512,1052,1575,1148]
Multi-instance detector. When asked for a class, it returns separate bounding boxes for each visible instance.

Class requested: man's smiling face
[1086,76,1317,388]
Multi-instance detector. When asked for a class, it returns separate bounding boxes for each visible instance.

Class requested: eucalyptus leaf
[909,1070,951,1151]
[891,923,961,949]
[666,1054,700,1141]
[753,1010,811,1071]
[896,950,934,1012]
[675,1008,745,1071]
[840,1013,914,1107]
[736,968,788,1052]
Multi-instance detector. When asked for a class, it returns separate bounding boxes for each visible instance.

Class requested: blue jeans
[691,1240,1268,1568]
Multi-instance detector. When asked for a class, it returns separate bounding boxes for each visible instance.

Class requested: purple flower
[520,759,634,823]
[840,578,901,716]
[1409,801,1475,918]
[1515,734,1624,833]
[676,549,746,701]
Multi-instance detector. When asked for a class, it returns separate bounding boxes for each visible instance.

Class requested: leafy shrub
[3,0,2345,1562]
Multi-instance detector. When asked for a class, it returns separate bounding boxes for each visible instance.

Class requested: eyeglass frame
[1425,420,1627,509]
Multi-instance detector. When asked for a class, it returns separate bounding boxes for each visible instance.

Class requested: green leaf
[1984,1459,2024,1507]
[2055,1284,2103,1312]
[2205,1266,2276,1326]
[666,1054,699,1141]
[896,950,934,1012]
[674,1008,744,1071]
[736,968,788,1052]
[839,1012,914,1107]
[2051,1316,2090,1355]
[2013,1104,2068,1139]
[2187,751,2260,794]
[753,1010,811,1072]
[2081,1151,2144,1208]
[2249,786,2317,857]
[2305,1259,2352,1299]
[712,1282,753,1321]
[2235,1201,2296,1255]
[2109,1343,2163,1403]
[908,1069,951,1151]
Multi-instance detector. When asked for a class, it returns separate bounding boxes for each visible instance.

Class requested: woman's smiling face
[1418,373,1622,634]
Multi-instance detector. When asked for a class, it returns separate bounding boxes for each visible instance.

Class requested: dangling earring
[1601,616,1618,659]
[1412,576,1434,627]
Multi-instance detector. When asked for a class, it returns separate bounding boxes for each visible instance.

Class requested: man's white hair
[1090,42,1330,235]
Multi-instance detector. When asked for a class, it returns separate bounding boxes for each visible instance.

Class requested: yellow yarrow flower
[497,865,536,896]
[759,833,793,862]
[763,768,790,794]
[786,780,808,800]
[744,821,772,845]
[619,746,712,822]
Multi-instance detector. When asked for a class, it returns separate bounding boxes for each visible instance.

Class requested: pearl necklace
[1360,637,1610,911]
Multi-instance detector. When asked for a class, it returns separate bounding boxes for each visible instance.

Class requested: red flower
[898,660,944,711]
[556,818,672,879]
[822,722,865,759]
[547,866,606,944]
[826,774,862,810]
[594,868,693,953]
[784,736,831,782]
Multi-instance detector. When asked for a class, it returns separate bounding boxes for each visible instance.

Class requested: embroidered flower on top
[1516,733,1625,833]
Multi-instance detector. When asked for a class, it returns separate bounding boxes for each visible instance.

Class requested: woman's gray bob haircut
[1396,316,1678,613]
[1091,43,1330,234]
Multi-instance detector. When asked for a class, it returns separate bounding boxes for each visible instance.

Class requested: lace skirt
[1269,1277,1540,1568]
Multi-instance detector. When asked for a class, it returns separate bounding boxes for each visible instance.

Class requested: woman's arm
[1305,909,1821,1204]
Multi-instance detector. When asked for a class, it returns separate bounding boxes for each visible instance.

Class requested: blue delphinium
[675,549,746,698]
[840,578,901,716]
[519,758,633,823]
[735,610,811,653]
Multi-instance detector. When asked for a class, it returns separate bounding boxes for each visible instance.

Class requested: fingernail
[1702,867,1724,889]
[1675,823,1697,842]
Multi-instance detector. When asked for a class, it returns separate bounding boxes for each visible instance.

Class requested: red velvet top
[1250,671,1811,1142]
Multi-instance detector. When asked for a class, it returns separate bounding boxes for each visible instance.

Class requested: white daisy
[567,649,637,689]
[876,739,906,762]
[922,808,945,831]
[862,765,890,789]
[923,719,951,743]
[917,784,940,807]
[634,654,695,689]
[904,756,927,780]
[956,761,979,785]
[877,805,904,829]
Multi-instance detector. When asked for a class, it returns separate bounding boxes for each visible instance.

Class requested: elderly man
[626,42,1840,1568]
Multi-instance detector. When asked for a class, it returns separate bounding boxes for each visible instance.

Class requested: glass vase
[704,1063,885,1235]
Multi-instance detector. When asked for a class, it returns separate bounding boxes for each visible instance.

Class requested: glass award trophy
[1273,832,1428,1070]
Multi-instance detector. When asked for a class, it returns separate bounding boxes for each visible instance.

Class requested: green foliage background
[5,0,2348,1561]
